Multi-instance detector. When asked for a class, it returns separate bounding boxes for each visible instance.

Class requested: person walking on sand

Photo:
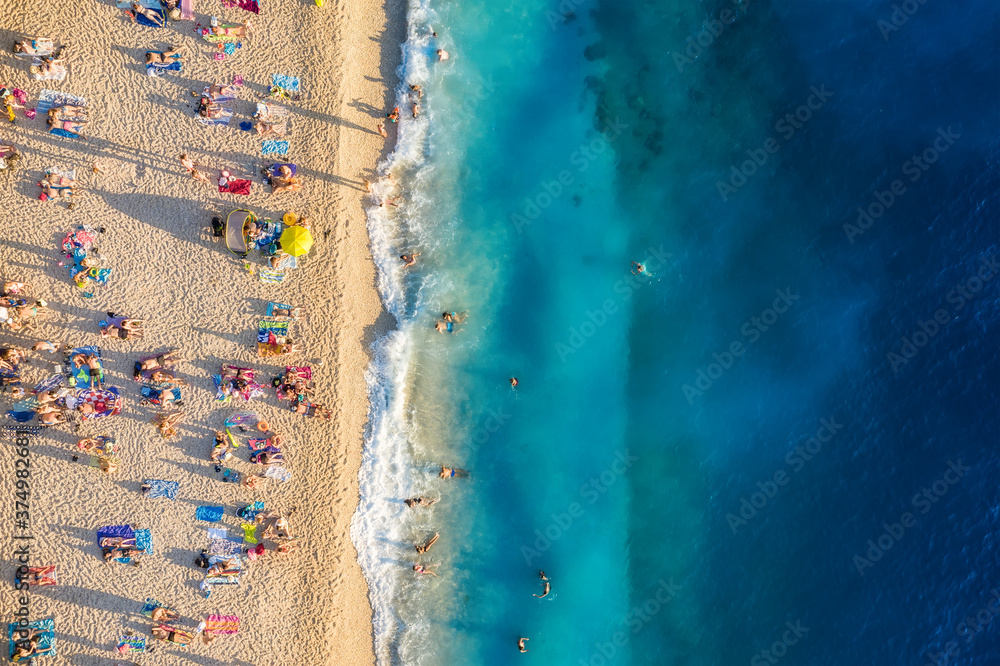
[377,121,388,137]
[518,637,529,653]
[415,532,439,554]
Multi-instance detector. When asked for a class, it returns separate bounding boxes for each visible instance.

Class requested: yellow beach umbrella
[279,226,313,257]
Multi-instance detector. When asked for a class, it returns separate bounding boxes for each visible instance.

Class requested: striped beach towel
[36,89,85,114]
[258,268,287,284]
[117,634,146,653]
[204,615,240,635]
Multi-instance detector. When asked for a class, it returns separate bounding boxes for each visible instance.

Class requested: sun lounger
[31,58,68,81]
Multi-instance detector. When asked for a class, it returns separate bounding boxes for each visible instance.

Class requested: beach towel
[36,89,85,114]
[113,528,151,564]
[8,618,55,661]
[117,0,164,26]
[7,397,38,423]
[79,435,117,455]
[258,268,288,284]
[264,466,292,482]
[76,387,122,419]
[141,598,176,619]
[50,127,83,139]
[261,139,289,156]
[18,565,57,586]
[196,505,224,522]
[208,537,243,557]
[204,615,240,635]
[258,319,289,344]
[66,345,101,386]
[205,554,245,581]
[286,365,312,379]
[140,384,181,406]
[271,74,300,92]
[271,253,298,270]
[247,439,269,452]
[198,107,233,126]
[220,178,251,195]
[117,634,146,654]
[224,411,259,428]
[266,301,294,317]
[33,374,64,395]
[1,425,41,440]
[146,52,182,77]
[201,23,249,43]
[204,82,237,103]
[207,527,228,540]
[31,58,68,81]
[143,479,178,499]
[241,522,257,544]
[14,37,54,58]
[179,0,195,19]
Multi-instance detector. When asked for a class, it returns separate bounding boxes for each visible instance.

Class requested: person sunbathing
[39,182,73,199]
[150,370,186,385]
[131,2,165,26]
[256,120,286,137]
[293,401,331,419]
[45,117,87,138]
[37,389,67,405]
[48,105,86,120]
[13,39,51,56]
[150,606,179,622]
[101,324,142,340]
[38,411,65,425]
[145,47,181,64]
[77,437,103,453]
[153,410,184,437]
[270,165,302,195]
[99,536,136,549]
[210,432,233,462]
[250,450,282,465]
[206,83,237,100]
[198,99,227,119]
[134,350,182,377]
[72,354,103,387]
[151,625,191,645]
[206,557,240,577]
[12,631,41,659]
[210,23,248,37]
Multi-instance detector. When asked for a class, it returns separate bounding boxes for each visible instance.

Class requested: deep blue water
[355,1,1000,664]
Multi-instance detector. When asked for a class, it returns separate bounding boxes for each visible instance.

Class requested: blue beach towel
[143,479,178,499]
[8,618,55,660]
[119,529,151,564]
[33,374,64,394]
[196,506,224,522]
[224,412,259,428]
[271,74,300,92]
[198,108,233,127]
[7,397,38,423]
[261,140,289,156]
[266,301,294,316]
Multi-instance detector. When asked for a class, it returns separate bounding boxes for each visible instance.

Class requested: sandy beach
[0,0,402,662]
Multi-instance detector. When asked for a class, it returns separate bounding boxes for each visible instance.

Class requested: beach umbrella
[279,226,313,257]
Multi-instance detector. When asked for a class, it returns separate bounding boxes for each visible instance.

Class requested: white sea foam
[350,0,445,663]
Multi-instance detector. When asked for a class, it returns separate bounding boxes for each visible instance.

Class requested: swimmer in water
[415,532,439,554]
[404,497,438,508]
[534,581,551,598]
[518,637,529,653]
[442,311,468,323]
[439,466,468,479]
[412,564,438,576]
[435,320,462,334]
[400,252,420,267]
[509,377,518,388]
[539,570,548,581]
[631,261,646,275]
[437,49,450,61]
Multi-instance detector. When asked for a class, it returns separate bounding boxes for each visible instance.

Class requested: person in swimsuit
[45,117,87,137]
[134,350,182,378]
[439,466,468,479]
[404,497,438,508]
[510,377,518,388]
[539,570,548,581]
[132,2,165,26]
[533,581,551,598]
[400,252,420,267]
[386,106,400,123]
[518,637,529,653]
[145,47,182,64]
[415,533,439,554]
[412,564,437,576]
[48,105,86,120]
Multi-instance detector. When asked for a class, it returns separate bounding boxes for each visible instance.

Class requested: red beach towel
[220,179,251,195]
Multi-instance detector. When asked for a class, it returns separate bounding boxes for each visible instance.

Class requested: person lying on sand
[38,411,66,425]
[150,370,186,385]
[48,106,86,120]
[145,47,181,64]
[45,118,87,138]
[270,165,302,195]
[131,2,164,26]
[134,350,182,377]
[150,606,179,622]
[292,401,332,419]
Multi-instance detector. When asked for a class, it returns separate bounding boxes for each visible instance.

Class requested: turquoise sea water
[355,1,999,664]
